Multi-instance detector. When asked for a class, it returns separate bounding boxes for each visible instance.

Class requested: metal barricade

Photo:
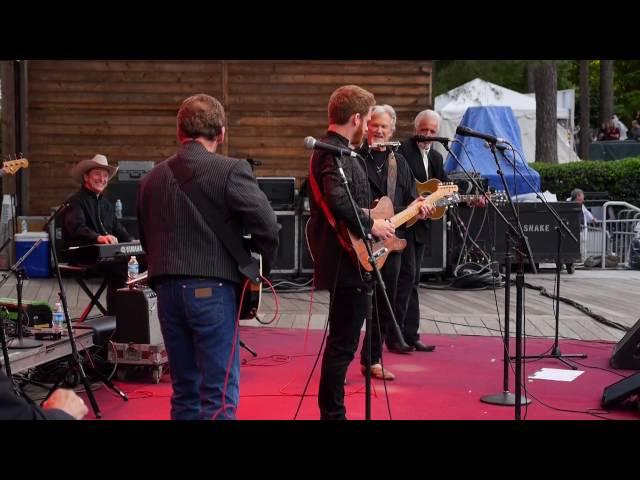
[583,201,640,268]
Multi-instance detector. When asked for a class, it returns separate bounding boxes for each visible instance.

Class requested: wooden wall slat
[17,60,432,214]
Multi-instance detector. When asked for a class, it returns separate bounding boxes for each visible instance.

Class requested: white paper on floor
[528,368,584,382]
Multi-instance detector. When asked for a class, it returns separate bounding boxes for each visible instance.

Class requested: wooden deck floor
[1,266,638,342]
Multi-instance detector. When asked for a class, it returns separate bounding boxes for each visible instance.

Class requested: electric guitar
[406,178,506,226]
[2,158,29,175]
[341,183,458,271]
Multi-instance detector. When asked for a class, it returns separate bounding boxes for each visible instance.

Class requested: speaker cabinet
[610,319,640,370]
[114,288,163,345]
[271,211,298,274]
[299,211,313,274]
[256,177,296,210]
[454,202,582,264]
[421,215,447,272]
[602,372,640,409]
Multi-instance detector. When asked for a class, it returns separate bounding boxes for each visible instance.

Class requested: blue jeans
[154,277,240,420]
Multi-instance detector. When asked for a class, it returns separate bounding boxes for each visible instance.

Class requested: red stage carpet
[89,327,639,420]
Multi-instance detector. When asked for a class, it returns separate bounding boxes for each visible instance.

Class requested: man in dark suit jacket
[0,371,87,420]
[138,94,280,420]
[396,110,449,352]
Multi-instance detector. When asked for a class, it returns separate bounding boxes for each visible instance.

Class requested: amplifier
[421,216,447,273]
[299,211,313,274]
[257,177,296,210]
[114,287,163,344]
[271,211,298,274]
[454,202,581,264]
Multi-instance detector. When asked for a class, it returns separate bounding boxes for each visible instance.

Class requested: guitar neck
[390,203,422,228]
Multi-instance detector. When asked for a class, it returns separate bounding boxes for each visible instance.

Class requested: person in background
[63,154,135,314]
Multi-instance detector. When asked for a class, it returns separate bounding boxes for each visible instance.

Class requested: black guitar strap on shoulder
[168,156,260,283]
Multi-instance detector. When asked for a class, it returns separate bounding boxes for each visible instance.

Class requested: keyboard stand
[59,264,108,322]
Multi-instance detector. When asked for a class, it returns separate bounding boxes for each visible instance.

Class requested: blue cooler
[14,232,50,278]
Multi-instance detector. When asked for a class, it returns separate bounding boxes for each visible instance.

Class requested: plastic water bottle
[128,255,139,279]
[52,301,64,332]
[21,219,28,233]
[115,199,123,219]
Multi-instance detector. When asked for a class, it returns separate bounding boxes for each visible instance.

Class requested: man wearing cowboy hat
[63,154,135,313]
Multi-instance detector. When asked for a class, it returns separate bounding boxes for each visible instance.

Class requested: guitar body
[343,196,407,272]
[341,185,458,272]
[239,251,262,320]
[409,179,447,225]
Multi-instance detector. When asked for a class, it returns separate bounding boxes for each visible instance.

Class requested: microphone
[483,141,509,151]
[43,202,70,231]
[370,141,401,148]
[413,135,453,144]
[304,136,359,158]
[455,126,506,144]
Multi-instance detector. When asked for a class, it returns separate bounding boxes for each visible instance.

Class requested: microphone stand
[441,140,533,418]
[495,147,585,369]
[2,239,44,349]
[331,153,409,420]
[40,203,128,418]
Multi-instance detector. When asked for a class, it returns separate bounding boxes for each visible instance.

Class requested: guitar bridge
[371,247,388,260]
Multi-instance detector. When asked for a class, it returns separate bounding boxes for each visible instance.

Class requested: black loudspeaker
[113,288,163,345]
[610,319,640,370]
[454,202,582,264]
[271,211,298,274]
[421,216,447,272]
[104,161,155,218]
[105,182,139,218]
[257,177,296,210]
[601,372,640,409]
[299,211,313,274]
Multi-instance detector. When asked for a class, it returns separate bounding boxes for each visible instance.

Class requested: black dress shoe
[387,342,415,354]
[412,341,436,352]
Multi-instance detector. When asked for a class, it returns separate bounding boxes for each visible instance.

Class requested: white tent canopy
[434,78,579,163]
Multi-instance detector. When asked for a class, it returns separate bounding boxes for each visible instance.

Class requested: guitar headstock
[428,182,458,202]
[2,158,29,175]
[491,190,508,206]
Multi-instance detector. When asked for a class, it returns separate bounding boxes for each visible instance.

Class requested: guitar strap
[167,155,260,283]
[308,153,353,252]
[386,150,398,207]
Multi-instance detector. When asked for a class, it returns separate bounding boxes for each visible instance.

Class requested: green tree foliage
[434,60,575,97]
[436,60,640,131]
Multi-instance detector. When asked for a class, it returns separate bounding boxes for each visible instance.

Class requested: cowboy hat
[70,154,118,183]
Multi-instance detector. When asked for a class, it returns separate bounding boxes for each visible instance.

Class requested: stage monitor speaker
[271,211,298,274]
[601,372,640,409]
[299,211,313,274]
[421,216,447,272]
[257,177,296,211]
[610,318,640,370]
[114,287,163,345]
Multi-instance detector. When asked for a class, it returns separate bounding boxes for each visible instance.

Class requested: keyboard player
[63,154,137,314]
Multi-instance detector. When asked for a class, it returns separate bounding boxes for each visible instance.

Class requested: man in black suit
[396,110,449,352]
[138,94,279,420]
[0,371,87,420]
[357,104,431,380]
